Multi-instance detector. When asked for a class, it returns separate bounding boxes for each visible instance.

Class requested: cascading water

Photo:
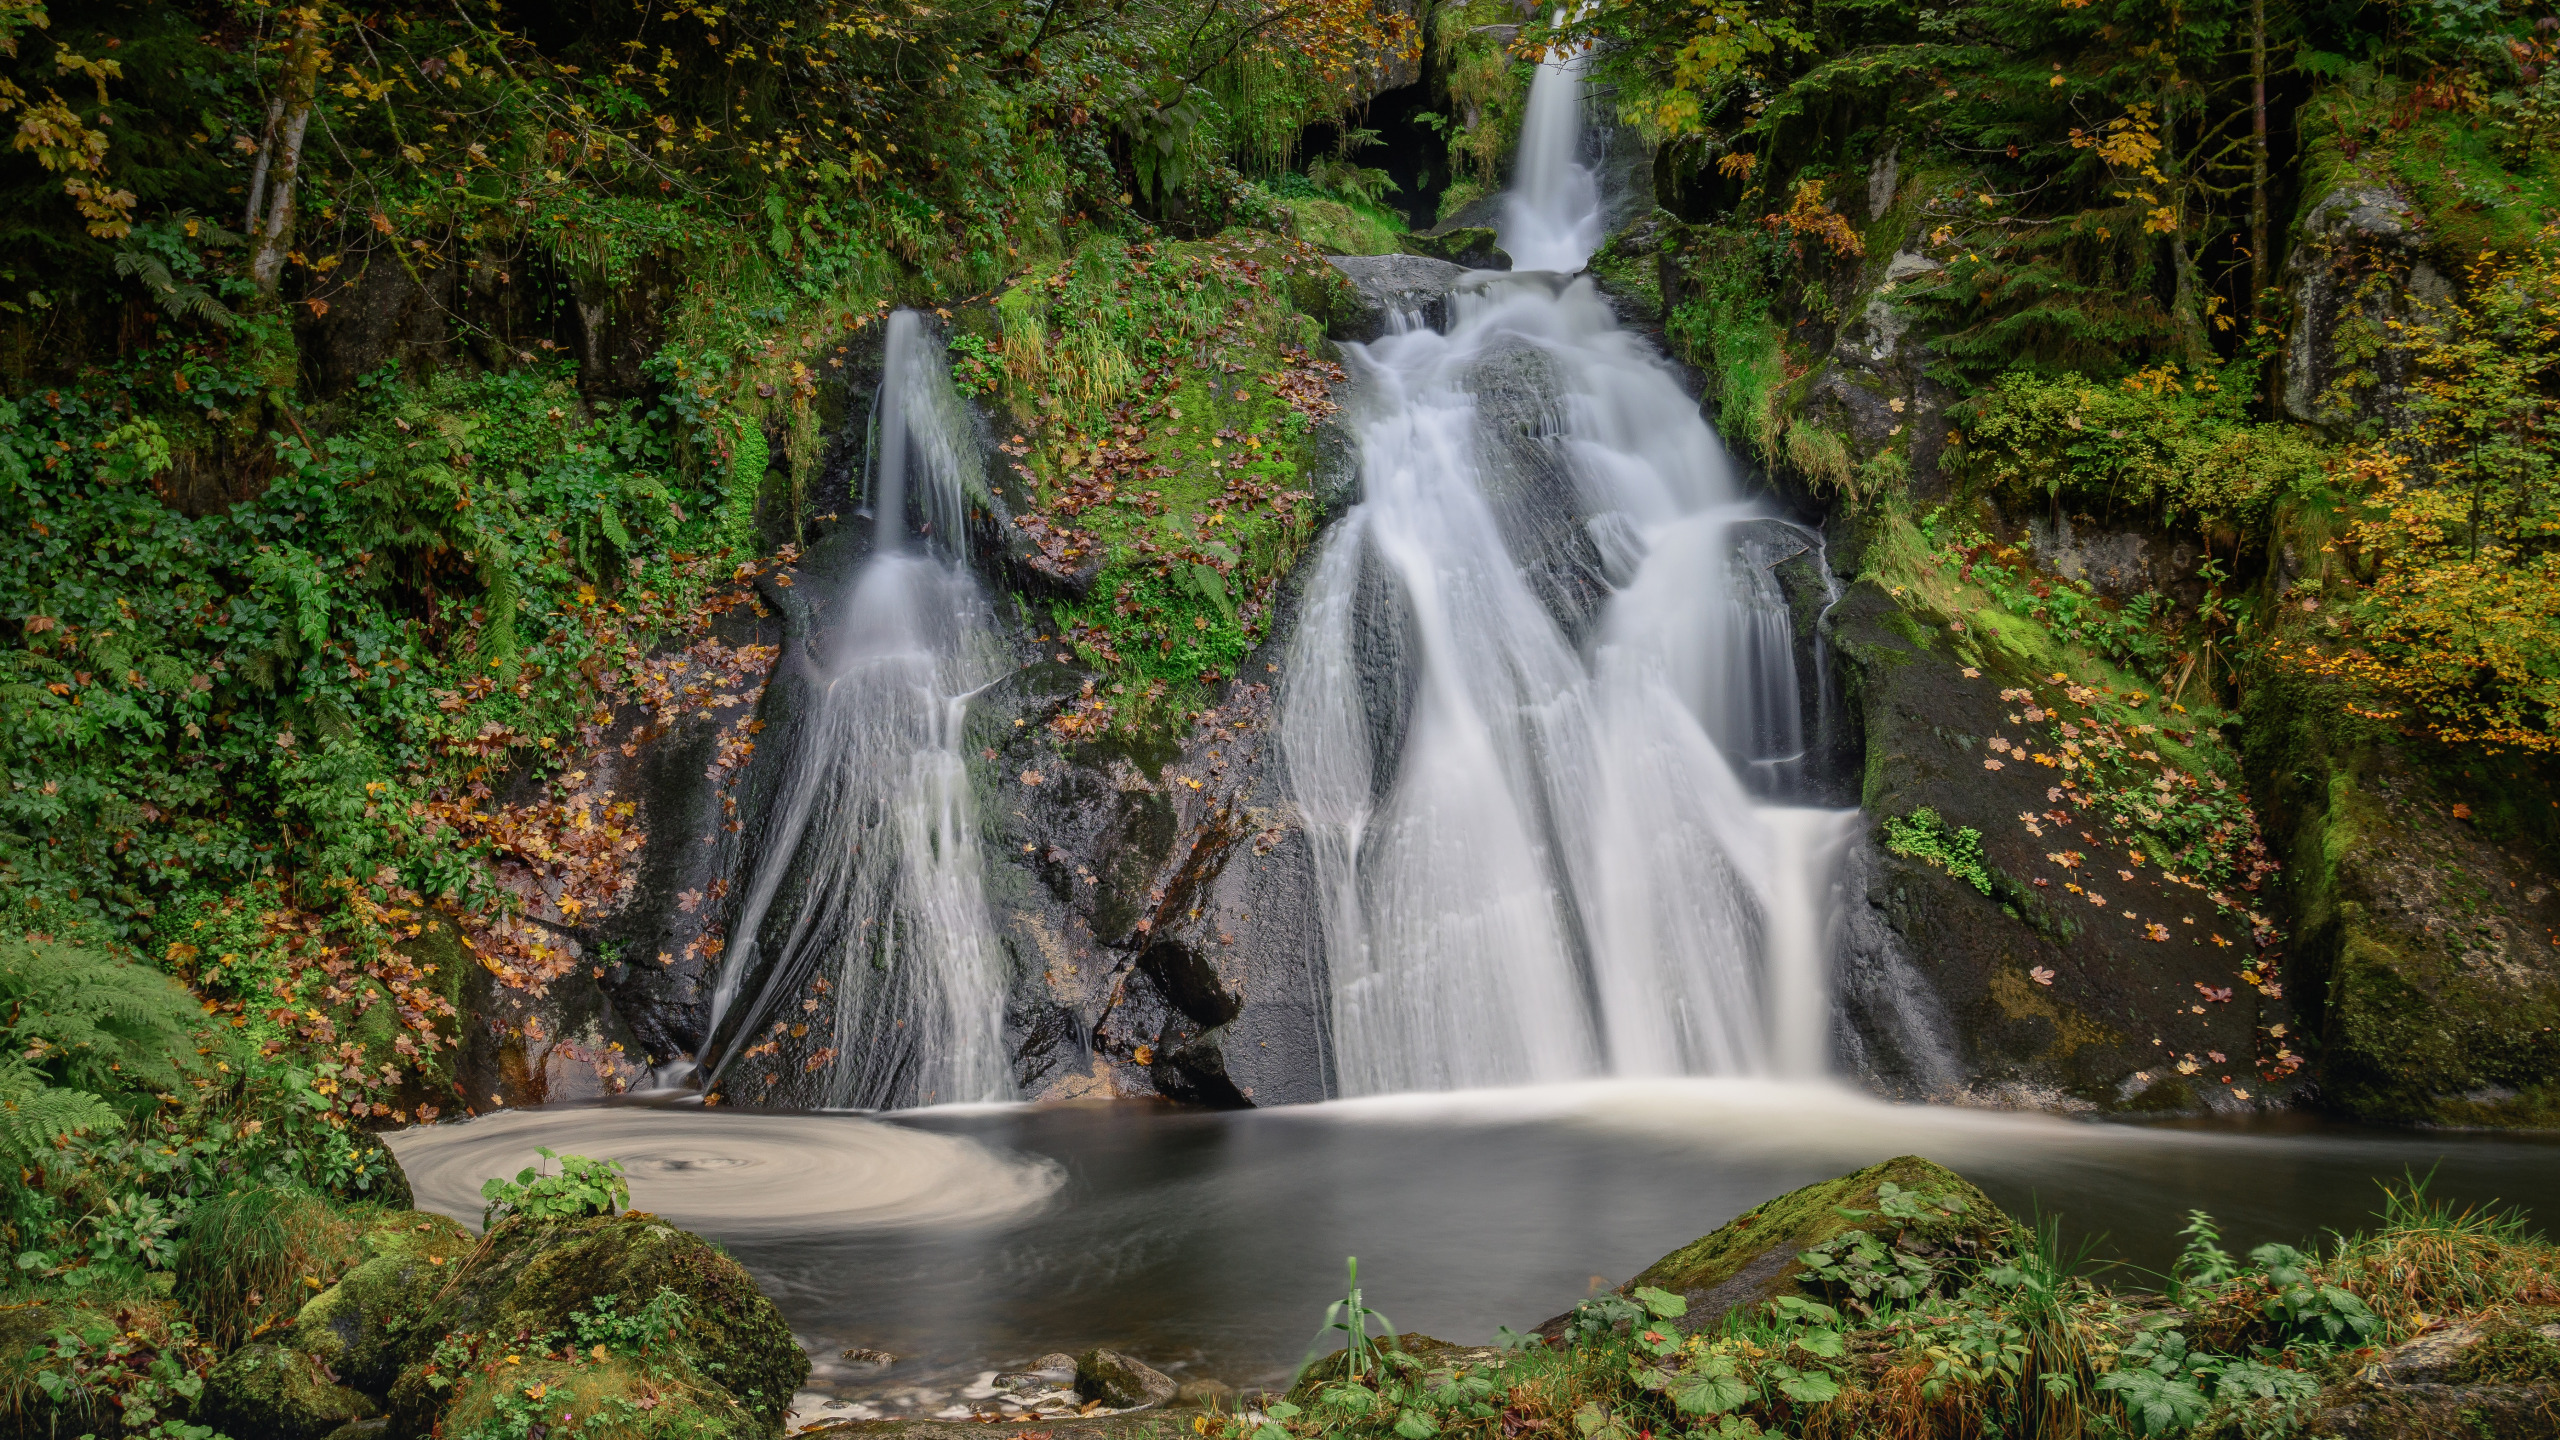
[1280,50,1858,1094]
[698,312,1012,1110]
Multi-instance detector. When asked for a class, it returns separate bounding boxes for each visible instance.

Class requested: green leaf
[1794,1328,1846,1358]
[1261,1401,1302,1421]
[1632,1285,1689,1319]
[1776,1370,1841,1404]
[1667,1363,1750,1417]
[1393,1408,1439,1439]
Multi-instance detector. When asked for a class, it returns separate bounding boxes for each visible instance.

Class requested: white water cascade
[699,311,1012,1110]
[1280,51,1858,1095]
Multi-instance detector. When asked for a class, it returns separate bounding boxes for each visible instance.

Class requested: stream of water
[693,312,1013,1110]
[386,1088,2560,1424]
[1280,50,1852,1092]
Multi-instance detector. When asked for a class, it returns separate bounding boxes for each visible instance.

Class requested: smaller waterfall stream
[698,312,1012,1110]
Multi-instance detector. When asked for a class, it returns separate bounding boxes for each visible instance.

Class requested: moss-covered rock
[199,1340,372,1440]
[432,1350,760,1439]
[292,1210,477,1395]
[1398,226,1504,270]
[1827,564,2305,1112]
[2244,666,2560,1128]
[2304,1312,2560,1438]
[387,1212,805,1436]
[1624,1155,2012,1331]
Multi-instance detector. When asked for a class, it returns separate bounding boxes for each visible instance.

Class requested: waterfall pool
[386,1082,2560,1422]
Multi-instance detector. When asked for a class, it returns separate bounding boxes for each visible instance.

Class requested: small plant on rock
[480,1148,631,1227]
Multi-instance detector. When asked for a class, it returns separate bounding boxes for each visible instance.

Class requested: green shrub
[482,1149,632,1227]
[1955,367,2327,532]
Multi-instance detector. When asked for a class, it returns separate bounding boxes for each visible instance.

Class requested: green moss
[2300,73,2560,258]
[1628,1156,2012,1325]
[1664,227,1789,454]
[438,1350,760,1440]
[995,230,1340,736]
[202,1340,371,1440]
[1273,189,1406,256]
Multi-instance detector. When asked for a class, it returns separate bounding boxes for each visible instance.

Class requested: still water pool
[386,1081,2560,1418]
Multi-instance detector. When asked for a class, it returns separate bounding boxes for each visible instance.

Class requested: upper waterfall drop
[1497,44,1605,273]
[1280,48,1853,1095]
[698,311,1012,1111]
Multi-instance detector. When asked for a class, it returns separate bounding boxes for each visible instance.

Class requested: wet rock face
[1458,329,1616,639]
[1826,580,2305,1115]
[2281,185,2444,435]
[2247,674,2560,1128]
[1326,254,1470,341]
[974,663,1335,1108]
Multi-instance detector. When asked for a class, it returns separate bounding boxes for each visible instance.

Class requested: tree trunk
[2250,0,2270,327]
[243,94,284,232]
[248,19,324,302]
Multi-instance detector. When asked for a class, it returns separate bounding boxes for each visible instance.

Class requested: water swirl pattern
[385,1106,1064,1237]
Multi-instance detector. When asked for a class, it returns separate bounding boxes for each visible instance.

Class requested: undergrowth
[1229,1177,2556,1440]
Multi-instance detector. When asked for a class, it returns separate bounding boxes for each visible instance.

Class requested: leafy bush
[1956,366,2326,532]
[481,1148,632,1227]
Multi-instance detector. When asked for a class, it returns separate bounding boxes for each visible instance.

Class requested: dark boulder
[1326,254,1469,341]
[1075,1348,1177,1409]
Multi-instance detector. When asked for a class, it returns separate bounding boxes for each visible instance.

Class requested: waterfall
[1500,45,1604,273]
[699,312,1012,1110]
[1280,47,1856,1094]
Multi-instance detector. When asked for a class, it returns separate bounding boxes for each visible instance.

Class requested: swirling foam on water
[384,1107,1063,1236]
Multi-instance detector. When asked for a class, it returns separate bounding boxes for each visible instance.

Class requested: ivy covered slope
[0,0,1461,1426]
[1571,0,2560,1124]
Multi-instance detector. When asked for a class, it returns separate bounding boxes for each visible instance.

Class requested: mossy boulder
[2304,1311,2560,1438]
[1622,1156,2012,1332]
[1398,226,1505,270]
[387,1212,805,1436]
[292,1210,476,1395]
[200,1340,372,1440]
[433,1350,761,1439]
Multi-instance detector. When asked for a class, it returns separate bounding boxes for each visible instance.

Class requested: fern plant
[0,938,208,1168]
